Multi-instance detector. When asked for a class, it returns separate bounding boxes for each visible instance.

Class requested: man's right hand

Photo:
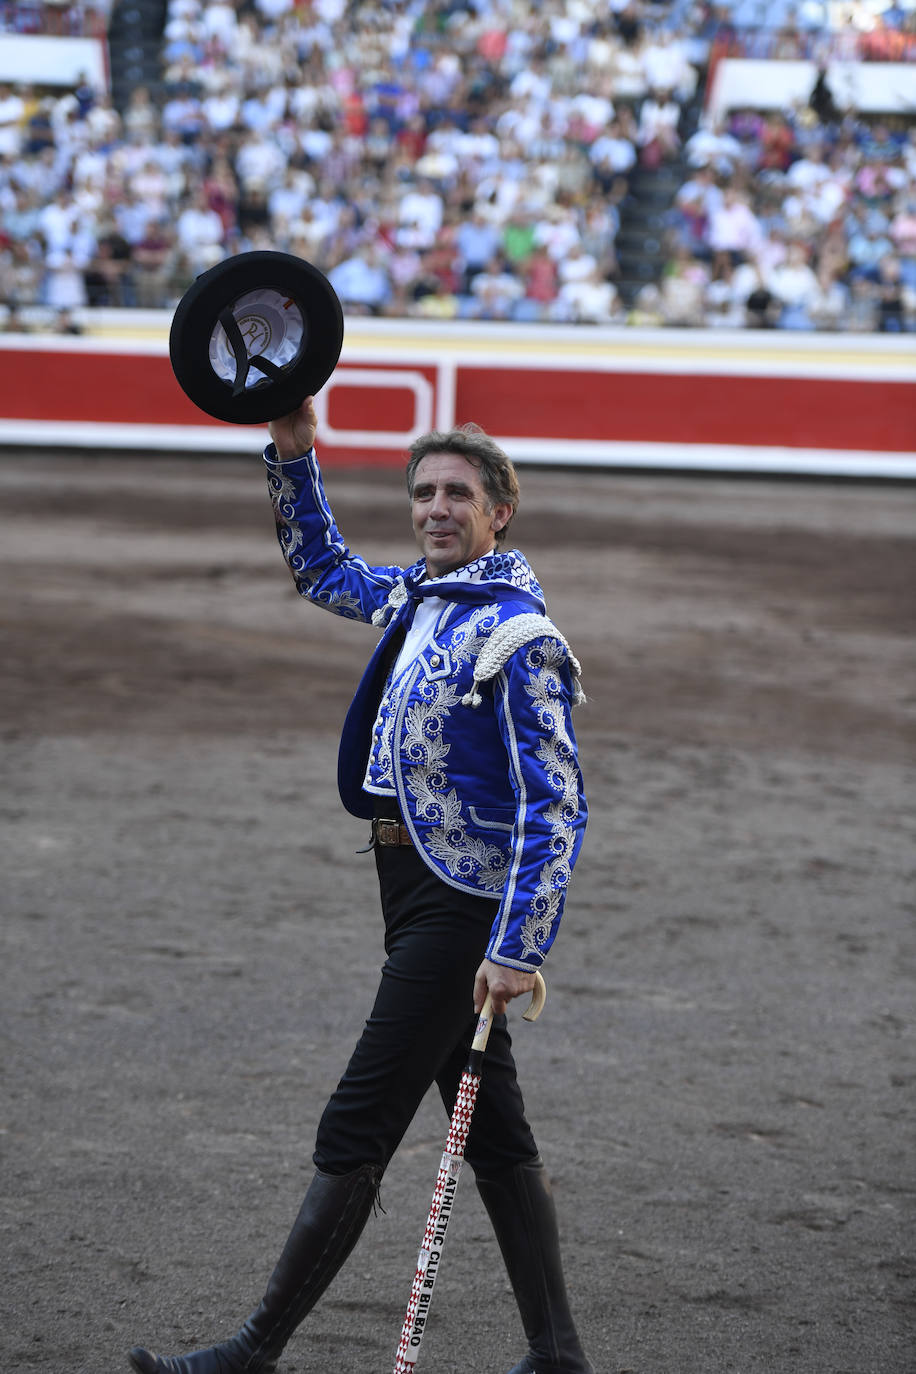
[268,395,317,462]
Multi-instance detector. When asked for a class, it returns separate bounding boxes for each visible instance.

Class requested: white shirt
[392,554,495,678]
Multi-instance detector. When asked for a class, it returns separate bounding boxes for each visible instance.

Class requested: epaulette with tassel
[460,613,585,709]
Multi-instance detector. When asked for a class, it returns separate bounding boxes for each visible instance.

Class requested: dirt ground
[1,451,914,1374]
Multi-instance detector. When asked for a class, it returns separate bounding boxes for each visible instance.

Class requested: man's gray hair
[406,423,520,545]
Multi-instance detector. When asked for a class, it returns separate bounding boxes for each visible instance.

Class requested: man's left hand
[474,958,537,1017]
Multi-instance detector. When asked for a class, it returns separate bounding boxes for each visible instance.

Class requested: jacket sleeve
[264,445,405,623]
[485,634,587,970]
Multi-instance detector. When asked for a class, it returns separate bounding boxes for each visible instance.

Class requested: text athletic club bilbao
[410,1164,461,1346]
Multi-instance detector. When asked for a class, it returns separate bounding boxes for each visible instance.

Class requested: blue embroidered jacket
[264,447,587,971]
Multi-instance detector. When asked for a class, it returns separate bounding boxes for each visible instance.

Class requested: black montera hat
[169,251,344,424]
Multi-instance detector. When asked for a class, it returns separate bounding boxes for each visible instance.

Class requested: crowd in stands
[0,2,110,36]
[0,0,914,332]
[652,93,916,332]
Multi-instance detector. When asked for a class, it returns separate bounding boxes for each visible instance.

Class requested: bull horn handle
[522,971,547,1023]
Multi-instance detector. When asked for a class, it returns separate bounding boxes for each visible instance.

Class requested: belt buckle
[376,818,400,846]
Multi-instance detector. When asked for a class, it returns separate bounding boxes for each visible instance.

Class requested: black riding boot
[128,1162,381,1374]
[476,1157,594,1374]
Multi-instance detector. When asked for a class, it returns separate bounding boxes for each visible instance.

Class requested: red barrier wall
[1,324,913,476]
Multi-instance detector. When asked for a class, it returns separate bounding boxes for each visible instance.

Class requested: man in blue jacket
[129,398,592,1374]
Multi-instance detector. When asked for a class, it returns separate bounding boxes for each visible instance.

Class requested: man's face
[410,451,511,578]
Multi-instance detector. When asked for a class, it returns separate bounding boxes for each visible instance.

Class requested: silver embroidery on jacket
[371,577,408,627]
[267,468,366,617]
[518,638,580,957]
[269,471,306,560]
[398,605,510,890]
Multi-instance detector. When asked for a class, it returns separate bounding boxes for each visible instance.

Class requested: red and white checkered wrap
[444,1070,480,1156]
[393,1069,481,1373]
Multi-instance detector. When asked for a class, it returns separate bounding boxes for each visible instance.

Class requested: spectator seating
[0,0,913,333]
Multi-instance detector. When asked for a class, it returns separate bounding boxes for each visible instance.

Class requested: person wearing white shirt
[684,120,743,176]
[636,90,681,165]
[267,168,314,226]
[37,191,81,256]
[642,30,697,102]
[202,0,238,39]
[126,408,592,1374]
[557,242,599,285]
[235,130,287,194]
[708,187,764,263]
[0,84,26,158]
[767,242,821,328]
[533,206,582,262]
[397,179,444,250]
[554,268,621,323]
[175,189,225,274]
[589,121,637,176]
[202,88,241,134]
[785,144,832,192]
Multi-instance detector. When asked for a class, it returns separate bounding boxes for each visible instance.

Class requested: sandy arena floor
[1,451,914,1374]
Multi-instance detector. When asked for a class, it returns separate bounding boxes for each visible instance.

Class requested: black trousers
[313,841,539,1176]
